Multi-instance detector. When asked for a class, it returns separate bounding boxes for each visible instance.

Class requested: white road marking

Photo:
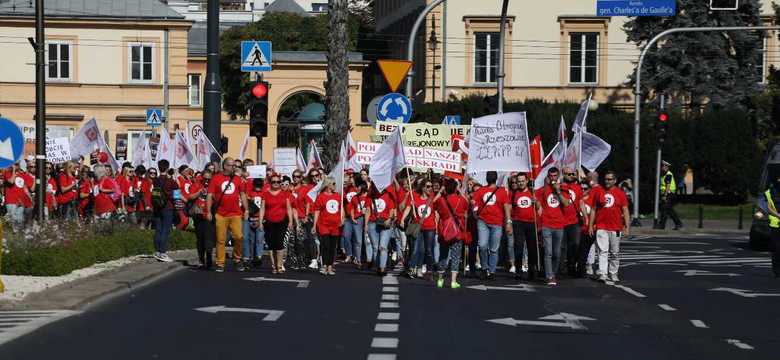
[383,287,398,293]
[377,313,400,320]
[380,302,399,308]
[658,304,676,311]
[382,294,400,301]
[367,355,397,360]
[371,338,399,348]
[710,288,780,298]
[374,323,399,332]
[0,311,82,346]
[382,277,398,285]
[242,277,310,288]
[487,313,596,330]
[194,306,284,321]
[690,320,709,328]
[673,270,741,277]
[605,281,647,298]
[726,339,754,350]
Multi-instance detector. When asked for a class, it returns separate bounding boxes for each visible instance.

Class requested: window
[46,42,72,81]
[189,74,202,107]
[474,32,500,83]
[569,33,598,84]
[312,3,328,12]
[129,43,154,82]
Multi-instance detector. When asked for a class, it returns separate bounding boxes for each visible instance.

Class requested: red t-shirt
[314,192,342,235]
[473,186,508,226]
[141,179,153,210]
[57,173,78,204]
[22,174,34,207]
[348,193,367,219]
[367,188,396,222]
[178,176,193,200]
[535,185,570,229]
[46,177,57,210]
[190,181,208,219]
[581,195,594,234]
[591,186,628,231]
[95,178,117,215]
[407,192,436,230]
[397,188,409,213]
[246,187,264,217]
[509,188,536,223]
[435,194,469,230]
[263,189,289,223]
[118,176,136,213]
[295,184,314,217]
[208,173,246,217]
[563,184,583,226]
[3,171,25,206]
[78,179,92,214]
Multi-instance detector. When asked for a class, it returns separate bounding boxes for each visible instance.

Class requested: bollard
[0,219,4,293]
[738,206,744,230]
[698,205,704,229]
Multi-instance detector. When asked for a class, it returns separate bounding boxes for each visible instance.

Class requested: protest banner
[19,123,72,159]
[246,165,267,179]
[273,148,298,177]
[467,112,531,173]
[46,137,71,164]
[374,122,470,150]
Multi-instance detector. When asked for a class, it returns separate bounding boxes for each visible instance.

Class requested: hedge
[1,230,196,276]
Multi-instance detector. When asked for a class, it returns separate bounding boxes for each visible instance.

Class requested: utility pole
[429,15,438,102]
[34,0,46,223]
[405,0,446,99]
[203,0,222,160]
[653,94,664,228]
[496,0,509,113]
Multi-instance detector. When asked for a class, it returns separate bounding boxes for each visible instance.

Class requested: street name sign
[597,1,676,17]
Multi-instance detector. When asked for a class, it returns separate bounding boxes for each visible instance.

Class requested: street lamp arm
[406,0,447,99]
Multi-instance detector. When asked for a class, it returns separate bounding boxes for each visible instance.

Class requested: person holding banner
[312,176,344,276]
[535,167,571,286]
[472,171,512,281]
[508,173,539,280]
[588,171,631,283]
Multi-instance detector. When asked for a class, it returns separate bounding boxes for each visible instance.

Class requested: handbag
[406,193,435,238]
[438,197,462,243]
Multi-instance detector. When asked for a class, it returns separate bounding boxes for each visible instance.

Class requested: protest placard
[46,137,71,164]
[246,165,267,179]
[467,112,531,173]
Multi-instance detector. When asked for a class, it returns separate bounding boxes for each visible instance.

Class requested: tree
[624,0,764,113]
[322,0,351,169]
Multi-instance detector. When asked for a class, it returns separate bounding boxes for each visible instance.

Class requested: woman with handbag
[401,178,439,280]
[312,176,343,276]
[434,178,470,288]
[364,180,396,276]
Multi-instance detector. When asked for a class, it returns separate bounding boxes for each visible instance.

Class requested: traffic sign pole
[34,0,46,224]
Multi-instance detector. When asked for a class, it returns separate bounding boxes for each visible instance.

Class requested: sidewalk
[0,250,198,310]
[631,219,748,235]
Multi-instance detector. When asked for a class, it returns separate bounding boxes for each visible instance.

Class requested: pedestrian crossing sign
[241,41,272,72]
[147,109,162,127]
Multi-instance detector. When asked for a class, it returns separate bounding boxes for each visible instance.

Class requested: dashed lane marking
[726,339,754,350]
[605,281,647,298]
[381,294,400,301]
[690,320,709,328]
[377,313,400,320]
[374,323,399,332]
[383,287,398,293]
[380,302,399,308]
[658,304,676,311]
[371,338,399,348]
[367,354,397,360]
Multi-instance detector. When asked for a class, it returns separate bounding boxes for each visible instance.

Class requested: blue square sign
[147,109,162,127]
[241,41,272,72]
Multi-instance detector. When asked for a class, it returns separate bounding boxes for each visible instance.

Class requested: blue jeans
[342,219,356,257]
[153,209,174,253]
[411,230,436,270]
[541,227,564,278]
[477,220,503,274]
[5,204,24,224]
[242,219,265,260]
[349,218,367,261]
[368,222,393,267]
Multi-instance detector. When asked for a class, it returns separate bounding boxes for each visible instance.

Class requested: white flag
[534,142,565,190]
[562,128,582,171]
[573,93,592,131]
[237,130,251,161]
[369,126,406,192]
[296,147,307,171]
[197,133,221,171]
[346,131,362,172]
[308,142,346,202]
[131,129,148,169]
[174,130,197,169]
[69,118,101,161]
[580,129,611,171]
[156,127,175,165]
[558,116,568,147]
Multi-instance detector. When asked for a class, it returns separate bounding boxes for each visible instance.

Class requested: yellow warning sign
[377,60,413,93]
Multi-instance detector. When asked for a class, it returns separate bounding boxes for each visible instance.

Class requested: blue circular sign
[0,117,25,169]
[377,93,412,123]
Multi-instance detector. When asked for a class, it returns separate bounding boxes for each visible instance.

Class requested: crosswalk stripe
[0,310,81,346]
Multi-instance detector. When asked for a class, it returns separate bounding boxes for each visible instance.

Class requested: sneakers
[609,273,619,282]
[309,260,319,269]
[450,281,461,289]
[197,262,205,269]
[421,264,428,274]
[509,265,517,274]
[159,253,173,263]
[437,279,445,288]
[328,268,336,276]
[396,259,404,268]
[407,269,416,279]
[235,262,246,272]
[598,274,607,282]
[416,269,424,278]
[153,252,162,261]
[586,265,594,276]
[215,266,225,273]
[475,263,482,270]
[464,264,470,272]
[319,267,327,275]
[547,276,557,286]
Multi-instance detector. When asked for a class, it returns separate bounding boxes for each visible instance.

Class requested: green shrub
[2,229,196,276]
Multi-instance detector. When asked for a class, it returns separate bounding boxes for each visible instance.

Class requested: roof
[0,0,185,20]
[265,0,310,17]
[187,21,237,56]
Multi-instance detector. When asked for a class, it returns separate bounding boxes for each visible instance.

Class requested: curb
[630,228,748,236]
[0,250,198,310]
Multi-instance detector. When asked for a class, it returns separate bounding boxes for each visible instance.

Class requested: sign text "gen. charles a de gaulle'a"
[597,0,676,17]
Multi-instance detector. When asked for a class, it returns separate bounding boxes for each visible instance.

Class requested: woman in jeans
[56,161,79,220]
[341,175,358,262]
[401,178,439,280]
[347,182,369,268]
[259,174,296,274]
[243,178,265,268]
[435,178,469,288]
[364,179,396,276]
[190,169,214,269]
[312,177,343,276]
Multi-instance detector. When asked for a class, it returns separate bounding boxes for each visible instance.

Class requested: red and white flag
[534,142,565,190]
[308,142,347,201]
[346,132,362,172]
[237,130,251,161]
[174,130,197,169]
[296,147,307,171]
[562,128,582,172]
[197,133,220,171]
[573,93,592,132]
[530,135,544,179]
[369,126,406,191]
[306,140,322,170]
[69,117,100,161]
[131,129,149,169]
[156,127,175,165]
[557,116,568,146]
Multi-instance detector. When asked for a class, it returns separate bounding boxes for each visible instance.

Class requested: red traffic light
[659,113,668,122]
[252,83,268,99]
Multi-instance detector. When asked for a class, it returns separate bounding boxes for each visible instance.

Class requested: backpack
[151,177,167,210]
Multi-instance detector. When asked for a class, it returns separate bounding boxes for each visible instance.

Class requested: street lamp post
[429,15,439,102]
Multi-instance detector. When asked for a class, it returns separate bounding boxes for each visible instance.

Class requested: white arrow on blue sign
[377,93,412,123]
[241,41,273,72]
[0,117,25,169]
[147,109,163,127]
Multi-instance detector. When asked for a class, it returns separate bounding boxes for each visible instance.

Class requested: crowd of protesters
[1,154,631,285]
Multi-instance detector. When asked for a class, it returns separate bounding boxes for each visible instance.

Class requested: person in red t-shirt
[118,164,138,224]
[346,182,369,267]
[561,166,587,278]
[341,176,358,262]
[57,161,79,220]
[78,170,95,219]
[206,157,249,273]
[312,176,343,275]
[94,165,118,218]
[588,170,630,282]
[300,168,322,269]
[471,171,512,280]
[44,162,58,215]
[401,178,439,279]
[364,180,396,275]
[259,174,295,274]
[433,178,469,288]
[535,167,572,285]
[4,163,29,225]
[577,182,596,278]
[189,169,215,269]
[243,178,265,268]
[508,173,539,280]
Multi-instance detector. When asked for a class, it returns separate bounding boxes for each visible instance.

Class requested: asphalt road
[1,233,779,360]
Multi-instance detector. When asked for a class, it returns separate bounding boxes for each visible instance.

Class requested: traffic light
[248,80,269,137]
[654,112,668,144]
[220,135,229,155]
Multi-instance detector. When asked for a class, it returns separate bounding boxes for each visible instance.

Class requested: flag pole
[524,118,542,274]
[400,125,416,211]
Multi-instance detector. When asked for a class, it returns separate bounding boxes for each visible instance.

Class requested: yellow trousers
[215,215,243,267]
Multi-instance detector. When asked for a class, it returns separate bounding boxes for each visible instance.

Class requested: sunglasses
[271,181,280,184]
[312,174,320,177]
[424,184,432,188]
[605,178,616,182]
[293,175,301,179]
[150,172,158,176]
[565,173,576,176]
[581,187,590,191]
